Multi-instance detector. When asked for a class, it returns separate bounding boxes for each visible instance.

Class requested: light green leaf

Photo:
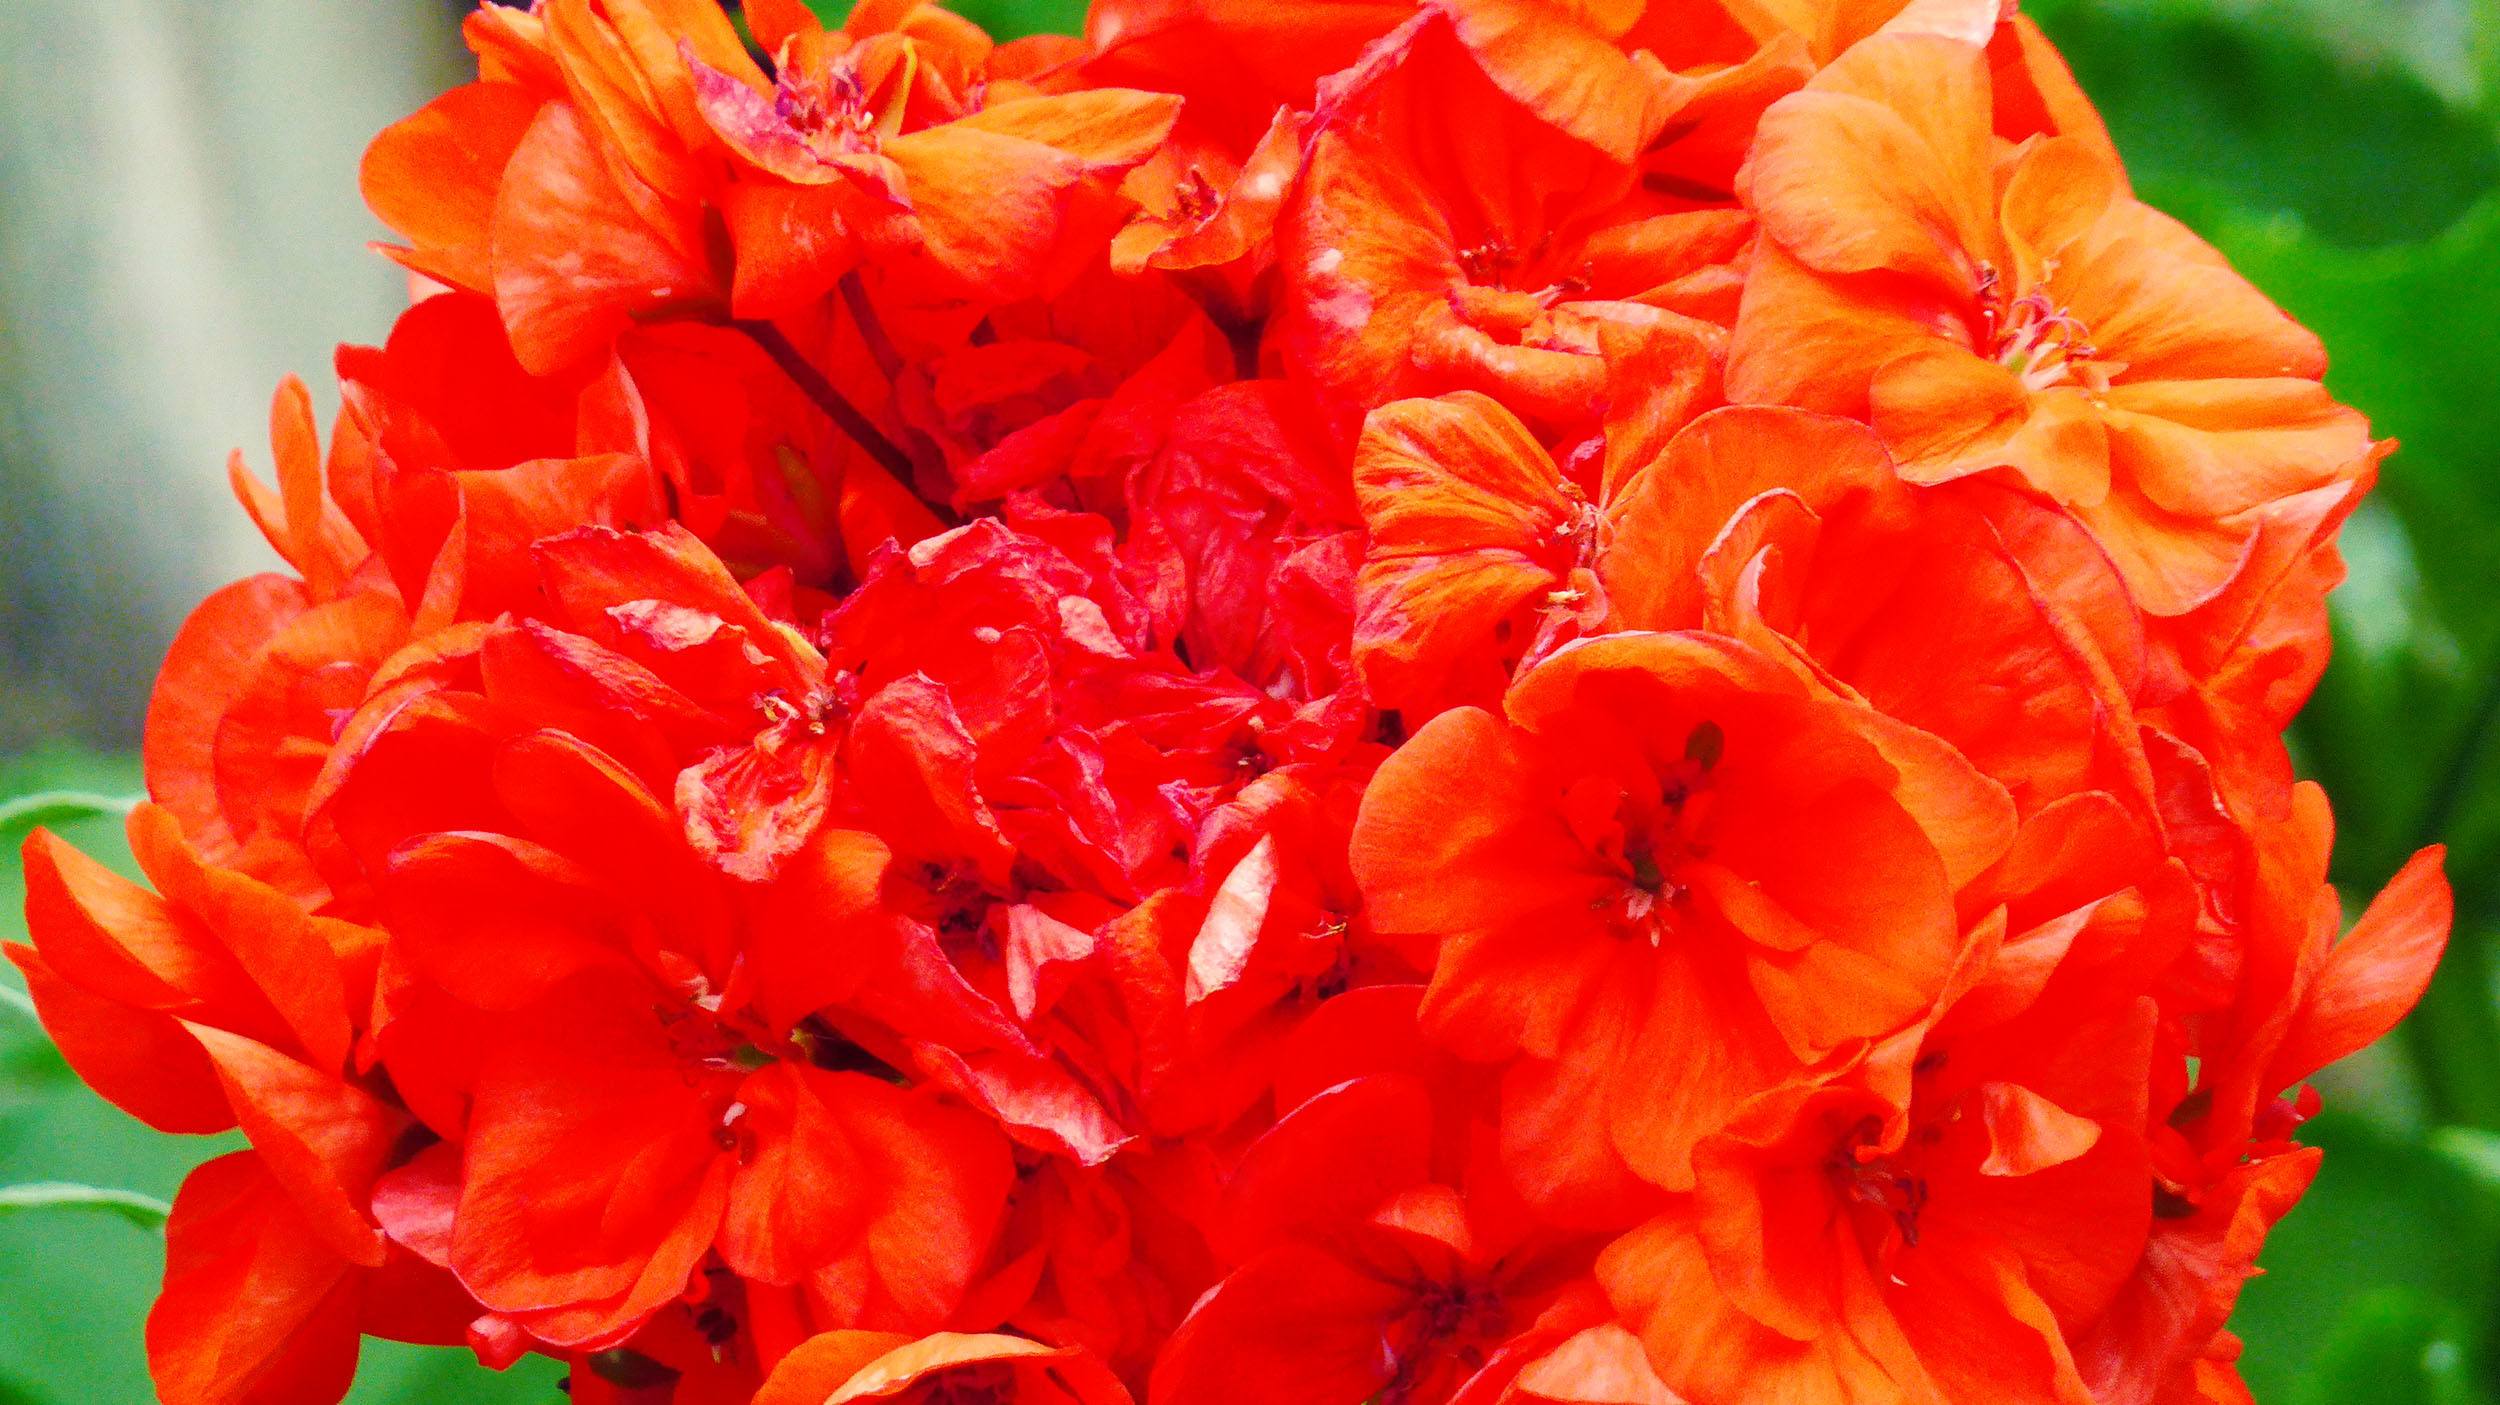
[2431,1126,2500,1190]
[0,1182,171,1231]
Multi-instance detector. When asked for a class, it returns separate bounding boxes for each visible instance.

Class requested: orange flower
[2098,792,2451,1395]
[1346,386,2153,831]
[691,23,1181,317]
[146,1152,381,1405]
[756,1331,1133,1405]
[363,0,755,374]
[1342,360,1722,722]
[1602,992,2159,1405]
[1648,414,2155,820]
[1083,0,1408,157]
[1351,631,2011,1195]
[1500,1318,1683,1405]
[411,977,1011,1347]
[1730,33,2376,615]
[13,805,387,1189]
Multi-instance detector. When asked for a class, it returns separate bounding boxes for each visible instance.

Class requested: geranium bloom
[9,2,2453,1404]
[1351,631,2013,1196]
[756,1330,1133,1404]
[1601,1001,2155,1405]
[1347,388,2153,831]
[1277,13,1745,434]
[690,5,1182,317]
[9,808,459,1400]
[1729,32,2375,616]
[1149,1010,1570,1405]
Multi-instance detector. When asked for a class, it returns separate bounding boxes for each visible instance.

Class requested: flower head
[10,2,2449,1404]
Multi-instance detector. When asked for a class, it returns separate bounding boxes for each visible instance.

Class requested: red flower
[13,1,2451,1401]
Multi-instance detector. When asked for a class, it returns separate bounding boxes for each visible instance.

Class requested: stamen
[1829,1118,1930,1263]
[1985,284,2098,391]
[713,1101,751,1155]
[1173,167,1220,222]
[1457,236,1514,284]
[775,64,880,156]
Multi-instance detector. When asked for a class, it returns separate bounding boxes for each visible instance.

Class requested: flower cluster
[9,0,2456,1402]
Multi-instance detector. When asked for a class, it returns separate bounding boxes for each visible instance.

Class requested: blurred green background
[3,0,2498,1400]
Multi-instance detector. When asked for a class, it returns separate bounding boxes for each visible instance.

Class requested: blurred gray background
[0,2,468,753]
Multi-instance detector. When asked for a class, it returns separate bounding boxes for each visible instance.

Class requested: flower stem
[734,319,919,484]
[839,272,905,384]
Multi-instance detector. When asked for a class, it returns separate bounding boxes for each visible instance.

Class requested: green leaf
[0,1181,171,1231]
[346,1344,569,1405]
[799,0,1087,39]
[2032,0,2500,247]
[0,789,136,836]
[2291,1289,2493,1405]
[2478,0,2500,118]
[2233,1112,2500,1401]
[0,1045,69,1123]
